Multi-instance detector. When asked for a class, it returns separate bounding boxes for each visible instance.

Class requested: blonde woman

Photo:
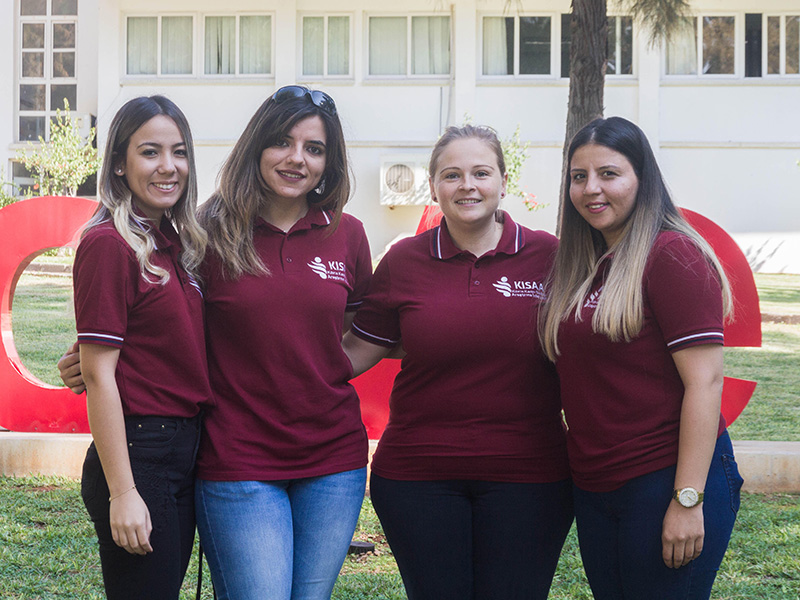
[343,125,572,600]
[540,116,743,599]
[74,95,210,599]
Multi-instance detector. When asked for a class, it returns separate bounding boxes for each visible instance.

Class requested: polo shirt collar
[255,206,333,234]
[430,210,525,260]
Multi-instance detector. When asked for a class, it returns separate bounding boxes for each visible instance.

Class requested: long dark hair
[86,95,205,283]
[540,117,731,359]
[199,90,350,278]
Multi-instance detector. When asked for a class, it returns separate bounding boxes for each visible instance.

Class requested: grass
[10,272,75,387]
[0,477,798,599]
[3,262,799,598]
[726,322,800,441]
[756,274,800,316]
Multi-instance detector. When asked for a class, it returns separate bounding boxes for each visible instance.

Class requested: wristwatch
[673,487,704,508]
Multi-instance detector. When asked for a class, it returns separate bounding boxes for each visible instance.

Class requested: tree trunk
[557,0,608,234]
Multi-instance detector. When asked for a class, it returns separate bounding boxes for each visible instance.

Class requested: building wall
[5,0,800,270]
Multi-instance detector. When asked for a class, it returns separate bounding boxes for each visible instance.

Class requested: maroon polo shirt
[197,209,371,481]
[555,231,726,492]
[353,212,570,483]
[73,219,212,417]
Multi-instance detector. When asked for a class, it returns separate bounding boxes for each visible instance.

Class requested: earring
[116,168,123,175]
[307,178,327,205]
[500,192,505,198]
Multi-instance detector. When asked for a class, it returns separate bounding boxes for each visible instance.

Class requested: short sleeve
[73,229,138,348]
[351,249,400,348]
[645,234,724,352]
[346,220,373,312]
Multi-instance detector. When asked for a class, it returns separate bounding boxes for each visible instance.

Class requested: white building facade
[3,0,800,271]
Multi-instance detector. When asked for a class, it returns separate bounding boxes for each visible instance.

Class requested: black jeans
[370,474,574,600]
[81,414,201,600]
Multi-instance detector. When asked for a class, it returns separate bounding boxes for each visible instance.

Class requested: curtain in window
[240,15,271,74]
[162,17,192,74]
[483,17,511,75]
[205,17,235,74]
[519,16,550,74]
[303,17,324,76]
[127,17,157,75]
[328,16,349,75]
[702,17,734,74]
[369,17,406,75]
[411,16,450,75]
[666,18,697,74]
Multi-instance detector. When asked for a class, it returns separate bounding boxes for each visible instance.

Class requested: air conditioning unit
[380,155,430,206]
[71,113,94,138]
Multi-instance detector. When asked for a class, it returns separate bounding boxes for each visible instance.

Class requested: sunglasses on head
[271,85,337,116]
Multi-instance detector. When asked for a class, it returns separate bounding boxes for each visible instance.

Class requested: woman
[539,116,743,599]
[74,95,210,599]
[62,86,372,599]
[343,125,573,600]
[192,86,371,600]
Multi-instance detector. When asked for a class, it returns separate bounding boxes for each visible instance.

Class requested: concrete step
[0,434,797,494]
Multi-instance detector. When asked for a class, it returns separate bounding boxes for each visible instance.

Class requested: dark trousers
[370,474,574,600]
[81,415,201,600]
[573,431,743,600]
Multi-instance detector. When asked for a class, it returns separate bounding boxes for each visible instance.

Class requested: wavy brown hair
[199,89,350,278]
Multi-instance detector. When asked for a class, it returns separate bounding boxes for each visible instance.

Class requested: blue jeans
[195,467,367,600]
[81,415,201,600]
[370,474,574,600]
[573,432,743,600]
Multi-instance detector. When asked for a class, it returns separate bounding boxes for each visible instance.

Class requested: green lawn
[756,273,800,317]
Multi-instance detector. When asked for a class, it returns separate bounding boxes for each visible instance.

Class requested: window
[483,15,552,75]
[766,15,800,75]
[127,16,193,75]
[745,14,763,77]
[368,16,450,76]
[126,14,272,77]
[11,162,37,197]
[302,15,350,77]
[18,0,77,141]
[666,16,735,75]
[559,14,633,77]
[204,15,272,75]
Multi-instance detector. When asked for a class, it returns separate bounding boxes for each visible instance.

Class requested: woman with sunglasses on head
[74,95,210,599]
[539,117,742,599]
[342,125,573,600]
[192,86,371,600]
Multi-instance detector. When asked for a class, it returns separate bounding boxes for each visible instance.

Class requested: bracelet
[109,484,137,502]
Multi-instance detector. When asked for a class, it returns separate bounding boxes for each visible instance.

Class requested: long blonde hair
[540,117,732,361]
[198,87,350,278]
[84,95,206,284]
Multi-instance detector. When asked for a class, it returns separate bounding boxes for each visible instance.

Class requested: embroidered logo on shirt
[492,276,546,299]
[307,257,348,283]
[584,286,603,308]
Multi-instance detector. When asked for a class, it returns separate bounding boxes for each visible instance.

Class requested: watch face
[679,488,699,507]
